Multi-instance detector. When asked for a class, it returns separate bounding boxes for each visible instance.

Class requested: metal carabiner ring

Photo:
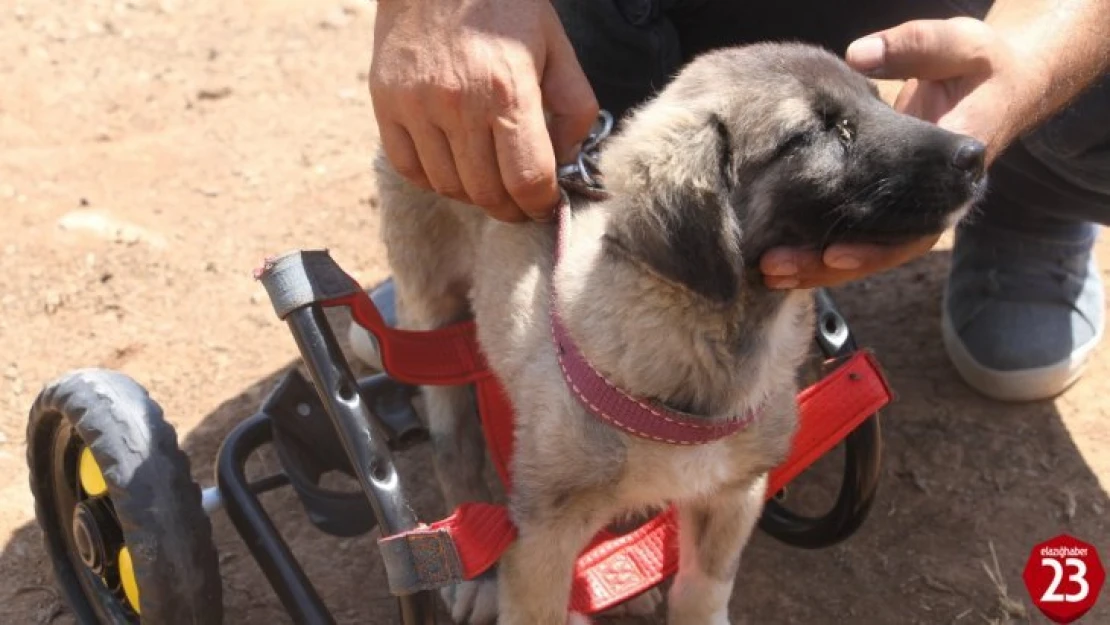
[557,110,615,188]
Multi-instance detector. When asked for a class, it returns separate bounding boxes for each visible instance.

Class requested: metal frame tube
[215,411,336,624]
[284,304,437,624]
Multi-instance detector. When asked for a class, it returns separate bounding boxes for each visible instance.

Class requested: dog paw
[600,587,663,618]
[440,577,499,625]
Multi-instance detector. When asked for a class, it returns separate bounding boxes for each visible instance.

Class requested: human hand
[761,17,1033,290]
[368,0,599,222]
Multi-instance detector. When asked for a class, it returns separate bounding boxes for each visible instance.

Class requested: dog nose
[951,140,986,177]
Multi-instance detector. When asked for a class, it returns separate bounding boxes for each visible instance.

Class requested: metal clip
[556,110,615,188]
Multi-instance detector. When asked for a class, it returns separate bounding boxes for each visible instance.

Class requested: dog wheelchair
[25,257,890,624]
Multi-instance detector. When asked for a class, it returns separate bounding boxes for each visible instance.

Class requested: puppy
[364,42,986,624]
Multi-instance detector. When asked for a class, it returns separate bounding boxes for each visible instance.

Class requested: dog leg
[390,282,500,624]
[499,496,614,625]
[390,281,492,510]
[424,380,500,623]
[667,476,767,625]
[421,383,501,624]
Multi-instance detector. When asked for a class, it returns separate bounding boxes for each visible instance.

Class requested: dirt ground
[1,0,1108,624]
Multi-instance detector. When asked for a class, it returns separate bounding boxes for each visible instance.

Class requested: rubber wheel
[26,368,224,624]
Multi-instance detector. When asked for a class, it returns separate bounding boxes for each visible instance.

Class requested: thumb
[541,18,600,164]
[846,17,995,81]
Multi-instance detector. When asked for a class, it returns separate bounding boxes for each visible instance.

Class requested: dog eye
[835,118,855,144]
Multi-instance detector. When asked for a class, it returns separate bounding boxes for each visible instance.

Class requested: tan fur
[363,42,982,624]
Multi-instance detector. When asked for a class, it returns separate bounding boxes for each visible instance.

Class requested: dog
[357,41,986,624]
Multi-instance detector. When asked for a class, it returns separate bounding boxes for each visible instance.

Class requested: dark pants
[553,0,1110,231]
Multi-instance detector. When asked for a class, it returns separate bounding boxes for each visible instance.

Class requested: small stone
[44,292,62,314]
[58,209,165,248]
[338,88,360,101]
[196,86,232,101]
[3,366,17,380]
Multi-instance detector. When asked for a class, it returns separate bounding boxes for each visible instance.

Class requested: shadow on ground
[3,249,1108,625]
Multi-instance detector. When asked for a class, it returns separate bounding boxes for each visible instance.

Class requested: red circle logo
[1022,534,1105,623]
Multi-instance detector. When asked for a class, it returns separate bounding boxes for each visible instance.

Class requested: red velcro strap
[475,377,516,488]
[569,507,679,614]
[443,503,519,578]
[330,291,490,387]
[377,503,517,595]
[767,349,893,496]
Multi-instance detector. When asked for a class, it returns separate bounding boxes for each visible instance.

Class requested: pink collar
[549,190,759,445]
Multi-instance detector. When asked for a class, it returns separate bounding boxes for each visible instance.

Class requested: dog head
[597,42,987,303]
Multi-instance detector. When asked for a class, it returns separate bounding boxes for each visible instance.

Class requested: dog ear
[602,113,745,304]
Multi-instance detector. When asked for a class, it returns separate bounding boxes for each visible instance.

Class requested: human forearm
[984,0,1110,133]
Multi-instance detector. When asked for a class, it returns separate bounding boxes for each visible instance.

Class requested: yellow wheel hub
[118,545,141,614]
[77,447,139,614]
[78,447,108,497]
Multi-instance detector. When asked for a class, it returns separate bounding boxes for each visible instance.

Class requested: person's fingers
[491,77,561,221]
[761,234,940,289]
[541,11,600,164]
[408,123,469,202]
[449,122,525,222]
[760,248,829,290]
[378,121,430,189]
[846,17,995,81]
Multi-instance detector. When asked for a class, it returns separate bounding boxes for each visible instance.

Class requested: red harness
[320,202,894,614]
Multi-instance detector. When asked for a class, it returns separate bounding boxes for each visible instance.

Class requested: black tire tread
[26,368,223,624]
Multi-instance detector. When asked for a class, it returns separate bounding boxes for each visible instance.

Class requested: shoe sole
[941,309,1103,403]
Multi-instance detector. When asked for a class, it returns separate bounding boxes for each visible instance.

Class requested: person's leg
[667,0,1110,401]
[942,76,1109,401]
